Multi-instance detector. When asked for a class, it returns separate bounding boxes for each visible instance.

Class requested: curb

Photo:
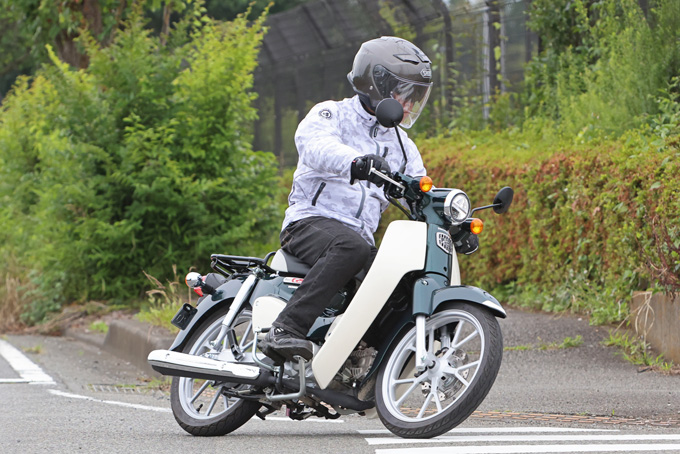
[67,319,175,378]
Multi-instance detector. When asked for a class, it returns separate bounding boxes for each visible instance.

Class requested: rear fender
[169,277,246,351]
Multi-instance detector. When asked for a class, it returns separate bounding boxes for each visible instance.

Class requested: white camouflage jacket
[282,95,427,245]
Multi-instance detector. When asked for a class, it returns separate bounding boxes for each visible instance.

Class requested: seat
[270,249,311,276]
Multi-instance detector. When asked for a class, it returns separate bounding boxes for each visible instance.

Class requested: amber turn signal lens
[419,176,434,192]
[470,218,484,235]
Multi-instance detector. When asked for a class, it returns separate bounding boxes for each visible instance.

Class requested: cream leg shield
[311,220,427,389]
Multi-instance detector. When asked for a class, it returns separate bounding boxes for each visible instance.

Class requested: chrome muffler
[147,350,273,386]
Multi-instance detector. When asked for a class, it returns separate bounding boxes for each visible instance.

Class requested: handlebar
[369,168,406,192]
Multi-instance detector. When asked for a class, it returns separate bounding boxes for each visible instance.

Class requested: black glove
[350,154,391,186]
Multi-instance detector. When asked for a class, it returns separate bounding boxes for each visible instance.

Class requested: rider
[260,36,433,363]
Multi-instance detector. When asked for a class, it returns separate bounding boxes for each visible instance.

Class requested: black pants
[273,216,378,338]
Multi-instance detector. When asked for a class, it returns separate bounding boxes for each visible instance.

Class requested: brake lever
[369,168,406,192]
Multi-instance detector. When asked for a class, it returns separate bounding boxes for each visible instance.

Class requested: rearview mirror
[375,98,404,128]
[493,187,514,214]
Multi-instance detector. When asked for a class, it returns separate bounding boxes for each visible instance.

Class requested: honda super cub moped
[148,98,514,439]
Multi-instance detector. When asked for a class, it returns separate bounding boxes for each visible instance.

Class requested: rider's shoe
[259,327,314,363]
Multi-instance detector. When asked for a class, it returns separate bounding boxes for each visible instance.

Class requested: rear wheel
[170,307,261,436]
[375,303,502,438]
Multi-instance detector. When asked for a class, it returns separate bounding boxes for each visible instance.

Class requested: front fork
[415,314,430,371]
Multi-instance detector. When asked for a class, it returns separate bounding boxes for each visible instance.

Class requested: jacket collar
[351,95,378,125]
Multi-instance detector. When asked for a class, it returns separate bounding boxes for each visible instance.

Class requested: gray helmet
[348,36,433,128]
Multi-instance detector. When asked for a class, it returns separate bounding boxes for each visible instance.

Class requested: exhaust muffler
[147,350,273,386]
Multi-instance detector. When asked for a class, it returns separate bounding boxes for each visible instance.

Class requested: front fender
[169,277,246,351]
[431,285,507,318]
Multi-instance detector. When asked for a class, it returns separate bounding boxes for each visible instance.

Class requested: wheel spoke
[453,330,479,349]
[190,380,211,404]
[456,359,480,372]
[431,378,443,412]
[393,377,418,385]
[394,374,427,407]
[442,366,471,388]
[205,384,223,416]
[239,321,253,349]
[416,391,435,419]
[433,390,443,412]
[451,320,465,346]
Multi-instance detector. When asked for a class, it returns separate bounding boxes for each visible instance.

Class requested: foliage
[410,112,680,325]
[522,0,680,137]
[0,5,282,324]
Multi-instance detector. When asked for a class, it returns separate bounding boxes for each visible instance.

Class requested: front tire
[170,307,261,436]
[375,303,502,438]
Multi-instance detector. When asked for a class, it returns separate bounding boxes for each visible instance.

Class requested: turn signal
[470,218,484,235]
[419,176,433,192]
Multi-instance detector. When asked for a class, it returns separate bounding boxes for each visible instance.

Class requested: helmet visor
[390,76,432,129]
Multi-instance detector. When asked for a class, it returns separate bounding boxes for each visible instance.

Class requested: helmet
[348,36,433,129]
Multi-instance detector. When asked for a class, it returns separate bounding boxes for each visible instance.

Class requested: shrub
[0,6,282,324]
[411,122,680,325]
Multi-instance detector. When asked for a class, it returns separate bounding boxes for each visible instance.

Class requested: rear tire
[375,303,502,438]
[170,307,261,436]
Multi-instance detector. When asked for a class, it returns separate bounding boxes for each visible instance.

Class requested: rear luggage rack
[211,252,275,276]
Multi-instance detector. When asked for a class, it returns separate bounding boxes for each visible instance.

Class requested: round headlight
[443,190,471,225]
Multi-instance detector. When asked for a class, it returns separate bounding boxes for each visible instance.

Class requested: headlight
[443,189,471,225]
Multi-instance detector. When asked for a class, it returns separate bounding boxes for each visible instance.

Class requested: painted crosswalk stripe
[374,444,680,454]
[0,339,55,385]
[365,433,680,445]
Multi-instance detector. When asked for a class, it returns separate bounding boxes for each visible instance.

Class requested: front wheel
[170,307,261,436]
[375,303,503,438]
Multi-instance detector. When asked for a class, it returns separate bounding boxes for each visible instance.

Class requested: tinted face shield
[373,65,432,128]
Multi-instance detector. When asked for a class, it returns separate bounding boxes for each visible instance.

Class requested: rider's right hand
[350,154,391,186]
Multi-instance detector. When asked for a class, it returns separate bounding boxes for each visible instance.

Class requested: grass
[88,321,109,334]
[504,344,533,351]
[602,330,676,373]
[23,344,43,354]
[139,376,173,393]
[135,266,191,334]
[504,335,584,352]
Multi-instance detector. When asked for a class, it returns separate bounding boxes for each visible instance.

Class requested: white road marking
[374,444,680,454]
[365,433,680,445]
[48,389,172,413]
[0,339,55,385]
[358,427,619,435]
[47,389,345,422]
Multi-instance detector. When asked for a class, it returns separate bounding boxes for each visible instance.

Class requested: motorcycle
[147,98,514,439]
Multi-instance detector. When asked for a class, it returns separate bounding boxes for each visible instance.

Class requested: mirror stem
[393,126,408,173]
[470,203,502,215]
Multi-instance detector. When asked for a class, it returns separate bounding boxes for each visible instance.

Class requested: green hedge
[409,127,680,324]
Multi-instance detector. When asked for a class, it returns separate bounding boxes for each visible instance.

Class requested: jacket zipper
[311,182,326,206]
[354,182,366,219]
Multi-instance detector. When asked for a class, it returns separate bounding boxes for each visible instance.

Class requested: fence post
[483,0,501,119]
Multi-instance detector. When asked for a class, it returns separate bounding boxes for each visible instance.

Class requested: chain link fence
[252,0,536,166]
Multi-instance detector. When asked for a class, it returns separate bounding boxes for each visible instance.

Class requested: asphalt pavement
[63,305,680,424]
